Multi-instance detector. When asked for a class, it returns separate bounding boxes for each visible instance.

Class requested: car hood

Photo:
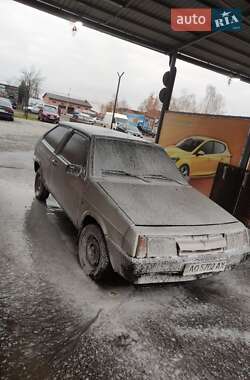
[166,146,192,157]
[97,180,236,226]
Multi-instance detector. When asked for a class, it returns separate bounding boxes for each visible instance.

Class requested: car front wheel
[78,224,112,281]
[179,164,190,177]
[34,170,49,201]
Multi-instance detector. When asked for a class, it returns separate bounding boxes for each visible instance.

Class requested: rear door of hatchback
[50,131,91,224]
[38,125,71,192]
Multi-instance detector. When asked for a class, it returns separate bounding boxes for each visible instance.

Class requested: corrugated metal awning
[15,0,250,83]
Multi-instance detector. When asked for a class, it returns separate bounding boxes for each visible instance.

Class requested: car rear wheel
[179,164,190,177]
[78,224,112,281]
[34,170,49,201]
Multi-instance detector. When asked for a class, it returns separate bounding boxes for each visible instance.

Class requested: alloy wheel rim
[181,166,188,176]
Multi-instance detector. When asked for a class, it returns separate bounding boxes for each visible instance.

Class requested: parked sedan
[38,104,59,123]
[70,111,94,124]
[0,97,14,121]
[34,123,249,284]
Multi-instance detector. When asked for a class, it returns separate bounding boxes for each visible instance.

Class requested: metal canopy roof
[16,0,250,83]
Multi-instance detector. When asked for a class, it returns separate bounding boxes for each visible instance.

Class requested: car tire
[179,164,190,177]
[34,170,49,201]
[78,224,112,281]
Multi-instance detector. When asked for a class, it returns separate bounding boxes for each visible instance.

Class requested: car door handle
[51,157,58,166]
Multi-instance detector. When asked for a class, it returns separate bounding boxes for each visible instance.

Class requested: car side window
[60,133,89,166]
[213,142,226,154]
[44,126,68,150]
[200,141,214,154]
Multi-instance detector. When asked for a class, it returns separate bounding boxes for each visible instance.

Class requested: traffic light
[159,67,177,103]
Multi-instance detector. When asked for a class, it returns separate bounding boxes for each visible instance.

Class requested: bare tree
[170,90,197,112]
[100,98,129,114]
[199,85,225,114]
[169,86,225,115]
[118,99,129,109]
[100,99,114,113]
[139,93,160,118]
[19,67,43,117]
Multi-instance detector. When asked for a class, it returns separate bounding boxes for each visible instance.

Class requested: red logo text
[171,8,211,31]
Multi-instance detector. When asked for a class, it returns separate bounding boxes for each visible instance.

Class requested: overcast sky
[1,0,250,114]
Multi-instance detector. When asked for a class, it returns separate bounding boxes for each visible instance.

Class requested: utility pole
[111,72,124,129]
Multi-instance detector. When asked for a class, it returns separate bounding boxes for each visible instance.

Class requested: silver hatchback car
[34,122,249,284]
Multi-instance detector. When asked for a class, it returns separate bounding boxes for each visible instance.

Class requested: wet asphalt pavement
[0,118,249,380]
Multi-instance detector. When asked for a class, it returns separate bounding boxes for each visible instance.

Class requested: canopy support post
[239,129,250,171]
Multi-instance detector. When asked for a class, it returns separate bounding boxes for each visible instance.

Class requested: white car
[127,124,143,138]
[102,112,128,131]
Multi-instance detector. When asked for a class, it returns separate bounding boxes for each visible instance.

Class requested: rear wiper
[102,169,150,183]
[143,174,186,185]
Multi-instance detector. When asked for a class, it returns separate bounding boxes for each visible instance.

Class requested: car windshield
[44,106,57,113]
[0,98,11,107]
[177,138,204,152]
[94,138,187,184]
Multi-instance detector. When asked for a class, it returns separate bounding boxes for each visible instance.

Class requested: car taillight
[6,107,13,113]
[136,235,148,258]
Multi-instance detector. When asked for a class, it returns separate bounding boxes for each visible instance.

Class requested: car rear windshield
[94,138,187,184]
[0,98,12,107]
[177,138,204,152]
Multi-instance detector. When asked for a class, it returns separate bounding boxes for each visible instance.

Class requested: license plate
[183,261,227,276]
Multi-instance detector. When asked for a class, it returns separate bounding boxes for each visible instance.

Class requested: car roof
[182,136,227,144]
[60,121,151,143]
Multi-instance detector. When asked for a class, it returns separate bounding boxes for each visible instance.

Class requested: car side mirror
[196,150,205,156]
[66,164,86,178]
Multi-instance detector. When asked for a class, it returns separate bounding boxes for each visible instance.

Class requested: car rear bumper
[107,239,249,284]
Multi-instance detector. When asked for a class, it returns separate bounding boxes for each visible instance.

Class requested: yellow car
[165,136,231,177]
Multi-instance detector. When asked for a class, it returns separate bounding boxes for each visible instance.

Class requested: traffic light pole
[155,53,177,144]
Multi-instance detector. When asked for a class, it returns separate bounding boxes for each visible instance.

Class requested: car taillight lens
[6,107,13,113]
[136,235,148,258]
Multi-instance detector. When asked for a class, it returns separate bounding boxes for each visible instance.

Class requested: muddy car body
[34,122,249,284]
